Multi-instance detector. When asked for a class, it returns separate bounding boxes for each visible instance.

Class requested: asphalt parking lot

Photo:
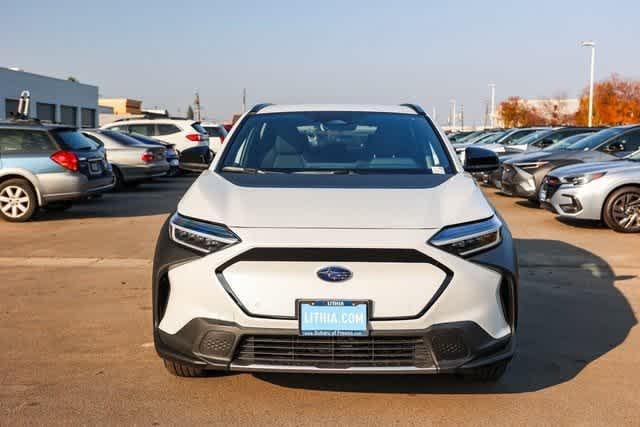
[1,176,638,425]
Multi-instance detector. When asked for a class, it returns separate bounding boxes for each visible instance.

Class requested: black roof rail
[400,103,426,115]
[248,103,273,114]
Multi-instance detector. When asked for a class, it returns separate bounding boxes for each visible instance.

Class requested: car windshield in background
[543,133,590,151]
[478,132,506,144]
[191,123,208,135]
[219,111,453,174]
[566,127,626,151]
[52,129,99,151]
[102,130,146,146]
[504,129,551,145]
[203,126,227,138]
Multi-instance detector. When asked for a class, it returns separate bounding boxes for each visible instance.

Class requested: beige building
[99,98,142,115]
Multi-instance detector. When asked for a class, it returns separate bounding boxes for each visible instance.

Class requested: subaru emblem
[317,266,352,282]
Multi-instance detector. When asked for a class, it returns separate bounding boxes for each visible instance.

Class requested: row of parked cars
[0,115,222,222]
[448,125,640,233]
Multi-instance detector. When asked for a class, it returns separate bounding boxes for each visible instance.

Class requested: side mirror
[464,146,500,172]
[179,146,214,172]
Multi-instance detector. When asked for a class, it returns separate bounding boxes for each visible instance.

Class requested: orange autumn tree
[574,74,640,126]
[498,97,545,127]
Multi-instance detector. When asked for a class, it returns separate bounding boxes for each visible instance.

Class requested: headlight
[429,216,502,257]
[514,161,548,171]
[169,213,240,253]
[560,172,606,186]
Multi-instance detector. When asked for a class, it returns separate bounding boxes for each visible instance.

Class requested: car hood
[504,151,555,164]
[550,160,639,178]
[543,149,615,162]
[177,171,495,229]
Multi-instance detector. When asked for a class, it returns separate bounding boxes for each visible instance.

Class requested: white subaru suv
[101,118,209,153]
[152,104,518,381]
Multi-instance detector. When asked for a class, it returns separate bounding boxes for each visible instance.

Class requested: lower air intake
[431,332,469,361]
[198,331,235,357]
[234,335,434,369]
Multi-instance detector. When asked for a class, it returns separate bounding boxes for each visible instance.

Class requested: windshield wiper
[221,166,265,174]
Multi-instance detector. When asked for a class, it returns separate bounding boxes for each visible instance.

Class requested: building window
[5,99,19,119]
[36,103,56,122]
[81,108,96,128]
[60,105,77,126]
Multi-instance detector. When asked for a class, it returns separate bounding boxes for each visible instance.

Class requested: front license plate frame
[297,299,370,337]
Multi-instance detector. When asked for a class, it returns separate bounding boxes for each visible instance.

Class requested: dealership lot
[1,177,638,425]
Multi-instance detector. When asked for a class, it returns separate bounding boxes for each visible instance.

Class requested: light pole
[581,41,596,127]
[450,99,457,130]
[488,83,496,128]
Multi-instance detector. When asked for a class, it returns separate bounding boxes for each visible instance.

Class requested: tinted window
[191,123,207,134]
[157,124,180,135]
[37,103,56,122]
[129,124,154,136]
[5,99,19,119]
[203,126,228,138]
[101,130,146,146]
[613,131,640,152]
[108,125,128,133]
[60,105,77,126]
[220,112,453,173]
[52,129,99,151]
[504,129,551,145]
[0,129,58,154]
[81,108,96,128]
[567,127,626,151]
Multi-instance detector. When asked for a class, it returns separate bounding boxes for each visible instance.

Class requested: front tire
[0,179,37,222]
[603,186,640,233]
[163,359,206,377]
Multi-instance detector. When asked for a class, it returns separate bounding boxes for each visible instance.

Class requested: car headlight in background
[560,172,606,186]
[429,216,502,257]
[514,161,548,171]
[169,213,240,253]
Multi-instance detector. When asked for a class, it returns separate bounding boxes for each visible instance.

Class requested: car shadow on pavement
[31,177,194,221]
[555,217,606,230]
[253,239,637,394]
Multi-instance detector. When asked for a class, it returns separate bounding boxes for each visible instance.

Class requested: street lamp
[581,41,596,127]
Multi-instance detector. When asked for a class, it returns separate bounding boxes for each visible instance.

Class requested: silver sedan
[539,150,640,232]
[83,130,169,190]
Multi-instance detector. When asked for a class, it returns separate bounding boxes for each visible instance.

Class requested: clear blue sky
[2,0,639,124]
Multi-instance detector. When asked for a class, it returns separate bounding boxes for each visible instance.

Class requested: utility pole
[193,90,201,121]
[488,83,496,128]
[460,104,464,130]
[242,88,247,113]
[450,99,457,130]
[581,41,596,127]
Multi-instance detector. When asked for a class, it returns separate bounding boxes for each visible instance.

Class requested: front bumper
[500,165,536,198]
[542,183,604,221]
[152,216,518,374]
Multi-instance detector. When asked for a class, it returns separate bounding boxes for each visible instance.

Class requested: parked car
[540,150,640,232]
[0,120,113,222]
[501,125,640,200]
[481,133,592,188]
[200,122,228,154]
[101,117,209,153]
[126,132,180,177]
[83,130,169,190]
[501,127,598,154]
[448,130,475,143]
[152,103,517,381]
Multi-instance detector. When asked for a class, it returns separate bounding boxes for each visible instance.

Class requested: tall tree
[498,97,545,127]
[186,105,194,120]
[574,74,640,126]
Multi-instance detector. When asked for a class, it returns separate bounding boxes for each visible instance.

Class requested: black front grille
[234,335,434,369]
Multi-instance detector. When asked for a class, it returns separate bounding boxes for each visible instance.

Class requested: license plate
[298,300,368,336]
[89,161,102,174]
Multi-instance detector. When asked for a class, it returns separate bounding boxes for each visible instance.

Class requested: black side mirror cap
[179,146,214,172]
[464,146,500,172]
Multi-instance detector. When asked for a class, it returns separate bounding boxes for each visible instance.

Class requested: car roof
[0,120,76,132]
[105,118,194,125]
[256,104,418,115]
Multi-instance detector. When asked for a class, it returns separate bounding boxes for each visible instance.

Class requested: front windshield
[477,132,506,144]
[454,131,483,144]
[219,111,454,174]
[543,133,590,152]
[566,128,624,151]
[504,129,551,145]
